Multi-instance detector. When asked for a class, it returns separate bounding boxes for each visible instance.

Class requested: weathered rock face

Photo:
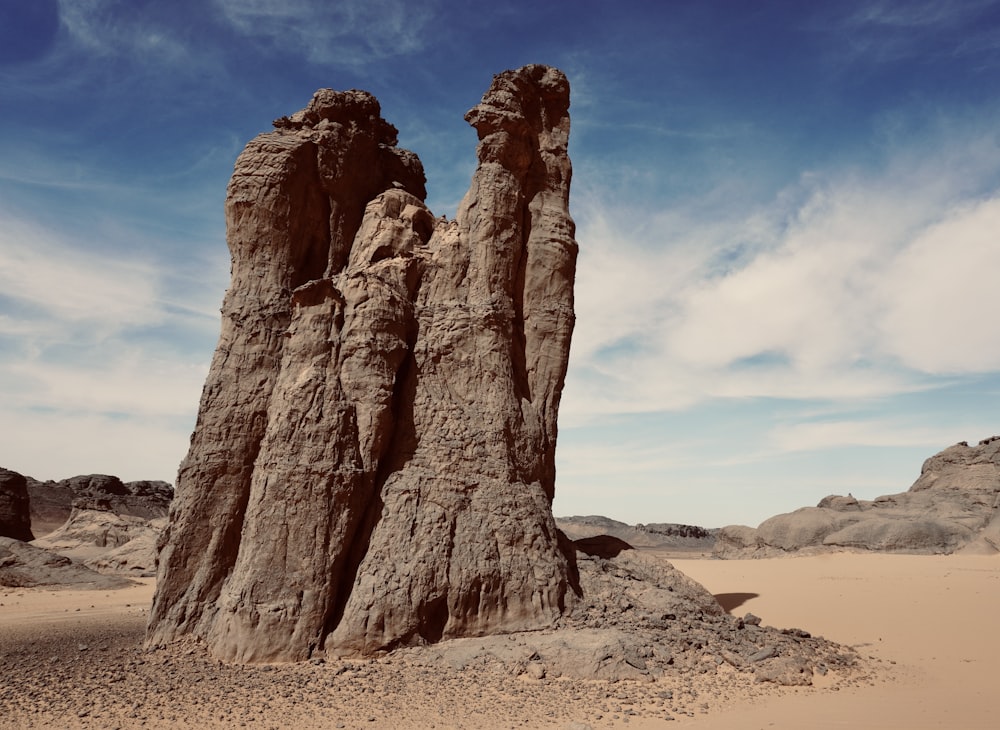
[0,468,33,542]
[715,437,1000,557]
[148,65,579,662]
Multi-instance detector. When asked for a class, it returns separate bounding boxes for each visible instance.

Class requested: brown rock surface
[715,437,1000,557]
[148,65,579,661]
[31,505,166,577]
[0,536,133,589]
[25,472,172,536]
[0,468,33,542]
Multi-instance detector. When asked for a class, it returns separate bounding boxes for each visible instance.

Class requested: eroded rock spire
[148,65,578,661]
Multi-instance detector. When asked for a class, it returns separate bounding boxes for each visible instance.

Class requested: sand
[1,553,996,729]
[670,553,1000,729]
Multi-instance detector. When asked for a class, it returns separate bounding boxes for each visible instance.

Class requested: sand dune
[1,553,996,728]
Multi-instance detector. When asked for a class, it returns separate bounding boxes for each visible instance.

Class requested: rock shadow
[714,592,760,613]
[573,535,633,559]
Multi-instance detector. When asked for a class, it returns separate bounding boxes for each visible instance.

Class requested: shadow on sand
[713,592,760,613]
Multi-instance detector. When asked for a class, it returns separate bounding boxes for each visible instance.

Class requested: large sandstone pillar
[148,65,578,661]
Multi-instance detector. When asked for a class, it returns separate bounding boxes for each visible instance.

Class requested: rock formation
[557,515,717,552]
[82,518,166,577]
[0,468,33,542]
[31,503,166,577]
[25,472,172,536]
[419,548,859,686]
[715,437,1000,557]
[148,65,579,661]
[0,536,133,589]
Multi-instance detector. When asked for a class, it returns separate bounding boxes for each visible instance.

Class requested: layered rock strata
[715,437,1000,557]
[148,65,579,661]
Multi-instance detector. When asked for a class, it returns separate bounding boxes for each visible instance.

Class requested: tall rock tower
[147,65,579,661]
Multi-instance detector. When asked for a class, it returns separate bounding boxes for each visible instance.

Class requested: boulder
[713,524,762,558]
[756,508,861,551]
[823,517,973,552]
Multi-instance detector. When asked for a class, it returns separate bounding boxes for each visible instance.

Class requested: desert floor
[1,552,997,729]
[670,552,1000,729]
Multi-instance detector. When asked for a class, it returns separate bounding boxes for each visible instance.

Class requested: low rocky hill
[0,537,134,589]
[557,515,717,553]
[715,437,1000,557]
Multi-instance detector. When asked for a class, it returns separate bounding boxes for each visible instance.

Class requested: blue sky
[2,0,1000,527]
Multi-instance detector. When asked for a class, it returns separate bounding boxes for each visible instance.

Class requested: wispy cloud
[823,0,1000,66]
[0,207,218,481]
[847,0,987,29]
[3,407,195,483]
[765,418,984,454]
[212,0,438,64]
[57,0,192,63]
[0,211,162,333]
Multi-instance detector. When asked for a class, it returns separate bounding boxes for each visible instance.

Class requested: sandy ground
[1,552,996,729]
[670,552,1000,729]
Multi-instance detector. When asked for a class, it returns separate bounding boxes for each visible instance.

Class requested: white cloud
[564,121,1000,421]
[2,350,208,419]
[0,213,162,332]
[764,419,973,454]
[2,407,192,484]
[0,208,216,482]
[877,197,1000,372]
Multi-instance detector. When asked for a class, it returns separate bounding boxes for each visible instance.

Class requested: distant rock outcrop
[0,467,171,584]
[715,438,1000,557]
[25,472,172,536]
[557,515,717,553]
[0,468,33,542]
[31,503,166,577]
[149,65,579,662]
[0,537,133,589]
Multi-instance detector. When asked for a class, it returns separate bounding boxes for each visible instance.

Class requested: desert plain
[2,549,997,729]
[2,64,996,730]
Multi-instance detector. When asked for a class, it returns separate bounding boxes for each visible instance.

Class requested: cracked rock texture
[148,65,578,661]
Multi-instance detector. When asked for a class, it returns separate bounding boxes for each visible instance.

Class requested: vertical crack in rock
[148,65,578,662]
